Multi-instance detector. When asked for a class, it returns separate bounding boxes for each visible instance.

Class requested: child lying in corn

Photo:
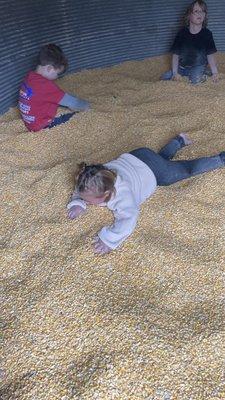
[67,133,225,254]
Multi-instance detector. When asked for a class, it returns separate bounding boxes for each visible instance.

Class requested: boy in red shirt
[19,44,90,132]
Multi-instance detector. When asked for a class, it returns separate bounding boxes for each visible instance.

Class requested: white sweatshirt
[67,153,157,249]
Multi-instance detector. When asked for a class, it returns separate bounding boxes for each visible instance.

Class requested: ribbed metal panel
[0,0,225,114]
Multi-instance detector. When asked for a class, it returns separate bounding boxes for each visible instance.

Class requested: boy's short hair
[37,43,68,71]
[184,0,208,27]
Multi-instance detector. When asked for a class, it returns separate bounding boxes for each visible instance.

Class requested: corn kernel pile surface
[1,54,225,400]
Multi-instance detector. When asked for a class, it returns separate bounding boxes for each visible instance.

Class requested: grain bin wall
[0,0,225,115]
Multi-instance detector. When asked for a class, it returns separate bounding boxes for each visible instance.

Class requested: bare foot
[179,132,193,146]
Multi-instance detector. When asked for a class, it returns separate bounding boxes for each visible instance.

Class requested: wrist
[211,68,218,75]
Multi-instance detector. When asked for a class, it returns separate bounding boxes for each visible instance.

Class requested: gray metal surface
[0,0,225,115]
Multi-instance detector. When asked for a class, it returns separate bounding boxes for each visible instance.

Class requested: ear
[103,190,112,202]
[46,65,53,72]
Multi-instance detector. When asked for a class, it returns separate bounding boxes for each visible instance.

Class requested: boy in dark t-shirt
[19,44,90,132]
[161,1,218,84]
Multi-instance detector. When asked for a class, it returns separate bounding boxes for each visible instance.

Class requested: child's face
[46,65,65,80]
[189,2,206,26]
[80,191,108,205]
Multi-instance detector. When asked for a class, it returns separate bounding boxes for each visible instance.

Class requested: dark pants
[161,65,210,84]
[47,112,75,129]
[130,136,223,186]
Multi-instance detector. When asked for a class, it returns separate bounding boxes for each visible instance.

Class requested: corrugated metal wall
[0,0,225,114]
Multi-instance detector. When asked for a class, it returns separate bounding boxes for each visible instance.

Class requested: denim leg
[164,155,223,185]
[130,147,189,185]
[178,65,206,83]
[158,135,185,160]
[189,65,206,84]
[161,66,191,81]
[161,70,173,80]
[178,66,189,77]
[130,147,224,186]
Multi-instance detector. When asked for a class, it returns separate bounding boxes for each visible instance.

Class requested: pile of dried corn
[1,54,225,399]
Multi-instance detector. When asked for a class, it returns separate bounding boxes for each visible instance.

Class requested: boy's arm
[172,54,181,80]
[206,30,217,82]
[207,54,218,82]
[59,93,90,111]
[170,29,182,79]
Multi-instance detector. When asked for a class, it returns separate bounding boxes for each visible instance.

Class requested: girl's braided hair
[76,162,117,200]
[184,0,208,27]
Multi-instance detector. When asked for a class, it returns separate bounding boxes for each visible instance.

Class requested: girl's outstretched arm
[96,184,140,252]
[67,190,87,219]
[68,205,86,220]
[93,236,112,255]
[96,206,139,253]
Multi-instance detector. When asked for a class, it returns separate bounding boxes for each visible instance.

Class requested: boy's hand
[93,236,112,255]
[76,100,90,112]
[212,73,218,83]
[67,205,86,220]
[172,73,183,82]
[83,102,91,111]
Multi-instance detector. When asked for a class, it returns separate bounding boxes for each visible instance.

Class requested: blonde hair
[75,162,117,201]
[184,0,208,27]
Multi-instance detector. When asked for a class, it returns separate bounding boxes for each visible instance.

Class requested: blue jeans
[161,65,210,84]
[130,136,224,186]
[47,112,75,129]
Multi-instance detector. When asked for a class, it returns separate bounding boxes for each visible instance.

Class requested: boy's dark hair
[184,0,208,27]
[37,43,68,71]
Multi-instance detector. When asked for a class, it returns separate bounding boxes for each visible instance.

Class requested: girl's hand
[93,236,112,255]
[67,205,86,220]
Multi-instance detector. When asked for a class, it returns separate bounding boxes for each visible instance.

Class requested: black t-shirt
[171,27,217,67]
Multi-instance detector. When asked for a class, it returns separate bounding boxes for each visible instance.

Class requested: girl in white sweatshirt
[67,133,225,254]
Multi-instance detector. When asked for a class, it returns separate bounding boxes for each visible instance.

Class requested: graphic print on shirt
[19,71,65,131]
[19,82,35,123]
[20,82,33,100]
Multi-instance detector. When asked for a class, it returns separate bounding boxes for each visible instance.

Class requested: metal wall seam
[0,0,224,114]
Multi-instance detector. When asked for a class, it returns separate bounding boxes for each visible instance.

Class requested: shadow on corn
[139,228,224,264]
[93,282,225,345]
[1,267,52,341]
[0,371,37,400]
[66,351,114,398]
